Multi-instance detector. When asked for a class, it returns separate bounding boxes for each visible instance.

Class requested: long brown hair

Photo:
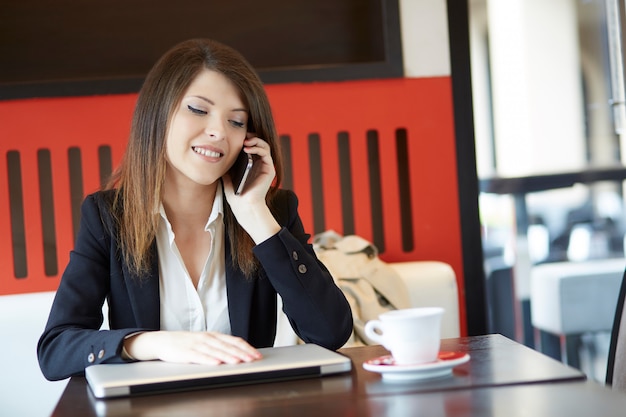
[106,38,283,277]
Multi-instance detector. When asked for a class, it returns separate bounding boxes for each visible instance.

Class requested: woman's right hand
[123,331,263,365]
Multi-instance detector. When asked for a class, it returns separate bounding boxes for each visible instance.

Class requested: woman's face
[164,69,248,189]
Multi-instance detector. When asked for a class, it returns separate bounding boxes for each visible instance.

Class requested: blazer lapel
[123,242,161,329]
[224,235,255,340]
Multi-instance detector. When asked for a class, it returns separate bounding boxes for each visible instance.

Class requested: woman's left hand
[223,134,281,243]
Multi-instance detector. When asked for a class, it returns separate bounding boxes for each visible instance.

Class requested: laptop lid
[86,344,352,399]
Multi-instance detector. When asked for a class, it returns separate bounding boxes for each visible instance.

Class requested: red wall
[0,77,466,334]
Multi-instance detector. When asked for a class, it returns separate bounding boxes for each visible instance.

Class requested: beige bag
[313,231,411,347]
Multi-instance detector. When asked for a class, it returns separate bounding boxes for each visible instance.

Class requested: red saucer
[365,351,467,366]
[363,351,470,381]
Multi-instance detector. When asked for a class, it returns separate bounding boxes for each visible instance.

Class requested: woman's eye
[230,120,245,128]
[187,105,207,115]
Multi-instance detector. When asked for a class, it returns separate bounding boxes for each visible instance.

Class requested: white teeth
[192,146,222,158]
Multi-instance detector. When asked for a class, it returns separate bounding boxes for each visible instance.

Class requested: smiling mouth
[192,146,223,158]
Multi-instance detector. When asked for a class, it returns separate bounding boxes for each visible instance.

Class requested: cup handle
[364,320,385,345]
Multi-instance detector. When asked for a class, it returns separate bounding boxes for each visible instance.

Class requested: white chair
[0,292,69,416]
[275,260,461,346]
[530,258,626,368]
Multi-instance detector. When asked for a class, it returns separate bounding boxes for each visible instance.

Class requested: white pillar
[488,0,586,176]
[399,0,451,78]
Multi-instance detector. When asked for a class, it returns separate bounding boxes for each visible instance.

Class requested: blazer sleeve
[37,193,147,381]
[253,190,353,350]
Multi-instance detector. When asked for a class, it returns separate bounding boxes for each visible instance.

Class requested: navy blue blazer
[37,189,352,381]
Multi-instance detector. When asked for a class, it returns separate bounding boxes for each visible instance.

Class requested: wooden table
[51,334,626,416]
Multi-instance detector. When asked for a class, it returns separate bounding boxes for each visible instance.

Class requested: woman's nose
[204,118,225,140]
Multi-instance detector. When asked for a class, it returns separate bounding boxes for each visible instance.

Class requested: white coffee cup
[364,307,444,365]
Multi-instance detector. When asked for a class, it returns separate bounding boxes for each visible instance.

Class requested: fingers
[192,333,263,365]
[153,331,263,366]
[242,136,271,159]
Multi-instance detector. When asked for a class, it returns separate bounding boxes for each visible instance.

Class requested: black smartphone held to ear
[229,151,254,195]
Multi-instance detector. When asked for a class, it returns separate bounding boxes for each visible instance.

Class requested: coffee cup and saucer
[362,307,469,381]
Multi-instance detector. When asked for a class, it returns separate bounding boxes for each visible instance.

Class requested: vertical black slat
[37,149,58,276]
[395,128,414,251]
[7,151,27,278]
[447,0,488,335]
[279,135,293,190]
[366,130,385,252]
[308,133,325,234]
[98,145,113,188]
[68,147,84,242]
[337,132,355,235]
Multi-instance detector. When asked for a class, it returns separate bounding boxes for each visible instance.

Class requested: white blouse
[155,185,231,334]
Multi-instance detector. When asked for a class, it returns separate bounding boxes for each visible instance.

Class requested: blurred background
[470,0,626,381]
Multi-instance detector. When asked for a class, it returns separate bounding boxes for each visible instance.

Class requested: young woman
[37,38,353,381]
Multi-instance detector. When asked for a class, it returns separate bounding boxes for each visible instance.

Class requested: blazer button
[88,353,95,363]
[98,349,105,359]
[292,251,299,261]
[298,264,307,274]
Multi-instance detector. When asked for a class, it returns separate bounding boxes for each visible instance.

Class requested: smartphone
[229,151,254,195]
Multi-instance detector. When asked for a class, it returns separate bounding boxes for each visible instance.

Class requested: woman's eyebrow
[191,95,247,113]
[191,95,214,105]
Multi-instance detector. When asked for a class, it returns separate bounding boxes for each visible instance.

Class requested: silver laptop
[86,344,352,399]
